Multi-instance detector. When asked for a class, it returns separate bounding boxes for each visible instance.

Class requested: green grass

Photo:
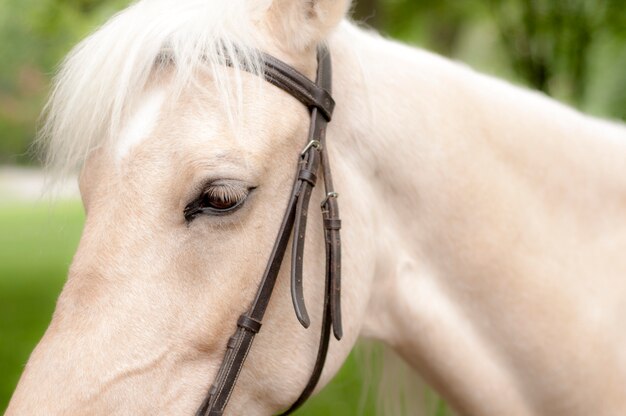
[0,200,84,411]
[0,200,381,414]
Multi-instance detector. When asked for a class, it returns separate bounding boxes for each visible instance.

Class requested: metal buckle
[300,140,321,156]
[320,191,338,208]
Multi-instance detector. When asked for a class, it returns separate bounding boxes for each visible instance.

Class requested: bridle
[195,44,342,416]
[195,45,342,416]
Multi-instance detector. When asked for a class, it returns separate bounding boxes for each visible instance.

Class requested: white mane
[39,0,273,178]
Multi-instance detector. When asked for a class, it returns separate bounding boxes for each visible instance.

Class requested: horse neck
[330,22,626,415]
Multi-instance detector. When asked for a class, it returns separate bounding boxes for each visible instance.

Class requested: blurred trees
[353,0,626,119]
[0,0,127,164]
[488,0,626,109]
[1,0,625,164]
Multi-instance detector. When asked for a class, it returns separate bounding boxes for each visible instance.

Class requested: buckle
[300,140,321,157]
[320,191,338,208]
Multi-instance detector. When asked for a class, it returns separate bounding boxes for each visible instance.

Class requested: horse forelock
[37,0,279,181]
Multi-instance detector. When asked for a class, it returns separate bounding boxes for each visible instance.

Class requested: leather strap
[196,46,341,416]
[320,146,343,340]
[260,52,335,121]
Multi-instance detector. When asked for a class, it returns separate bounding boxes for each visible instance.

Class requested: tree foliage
[0,0,127,164]
[488,0,626,107]
[354,0,626,118]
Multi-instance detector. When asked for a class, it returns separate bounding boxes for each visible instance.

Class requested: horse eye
[184,182,250,221]
[202,192,234,210]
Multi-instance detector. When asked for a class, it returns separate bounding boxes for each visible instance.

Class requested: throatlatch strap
[320,145,343,340]
[197,46,341,416]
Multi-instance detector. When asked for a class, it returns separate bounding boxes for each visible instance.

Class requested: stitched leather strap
[237,315,262,333]
[196,45,341,416]
[261,52,335,121]
[320,153,343,341]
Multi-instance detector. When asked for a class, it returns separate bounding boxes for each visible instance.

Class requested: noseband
[195,46,342,416]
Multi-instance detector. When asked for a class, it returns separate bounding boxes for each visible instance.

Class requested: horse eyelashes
[202,185,248,210]
[184,181,251,221]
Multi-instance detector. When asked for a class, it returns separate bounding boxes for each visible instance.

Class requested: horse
[7,0,626,415]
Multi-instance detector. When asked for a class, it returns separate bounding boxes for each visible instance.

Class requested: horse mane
[38,0,272,179]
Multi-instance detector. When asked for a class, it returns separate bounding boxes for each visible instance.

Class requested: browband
[195,46,342,416]
[260,52,335,121]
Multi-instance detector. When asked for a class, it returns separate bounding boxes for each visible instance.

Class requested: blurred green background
[1,0,624,414]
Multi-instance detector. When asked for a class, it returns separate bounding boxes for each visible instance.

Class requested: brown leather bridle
[195,46,342,416]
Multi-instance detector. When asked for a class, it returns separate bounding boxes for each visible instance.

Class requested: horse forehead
[116,87,167,162]
[115,77,307,168]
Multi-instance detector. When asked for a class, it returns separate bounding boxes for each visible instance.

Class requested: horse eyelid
[184,184,256,222]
